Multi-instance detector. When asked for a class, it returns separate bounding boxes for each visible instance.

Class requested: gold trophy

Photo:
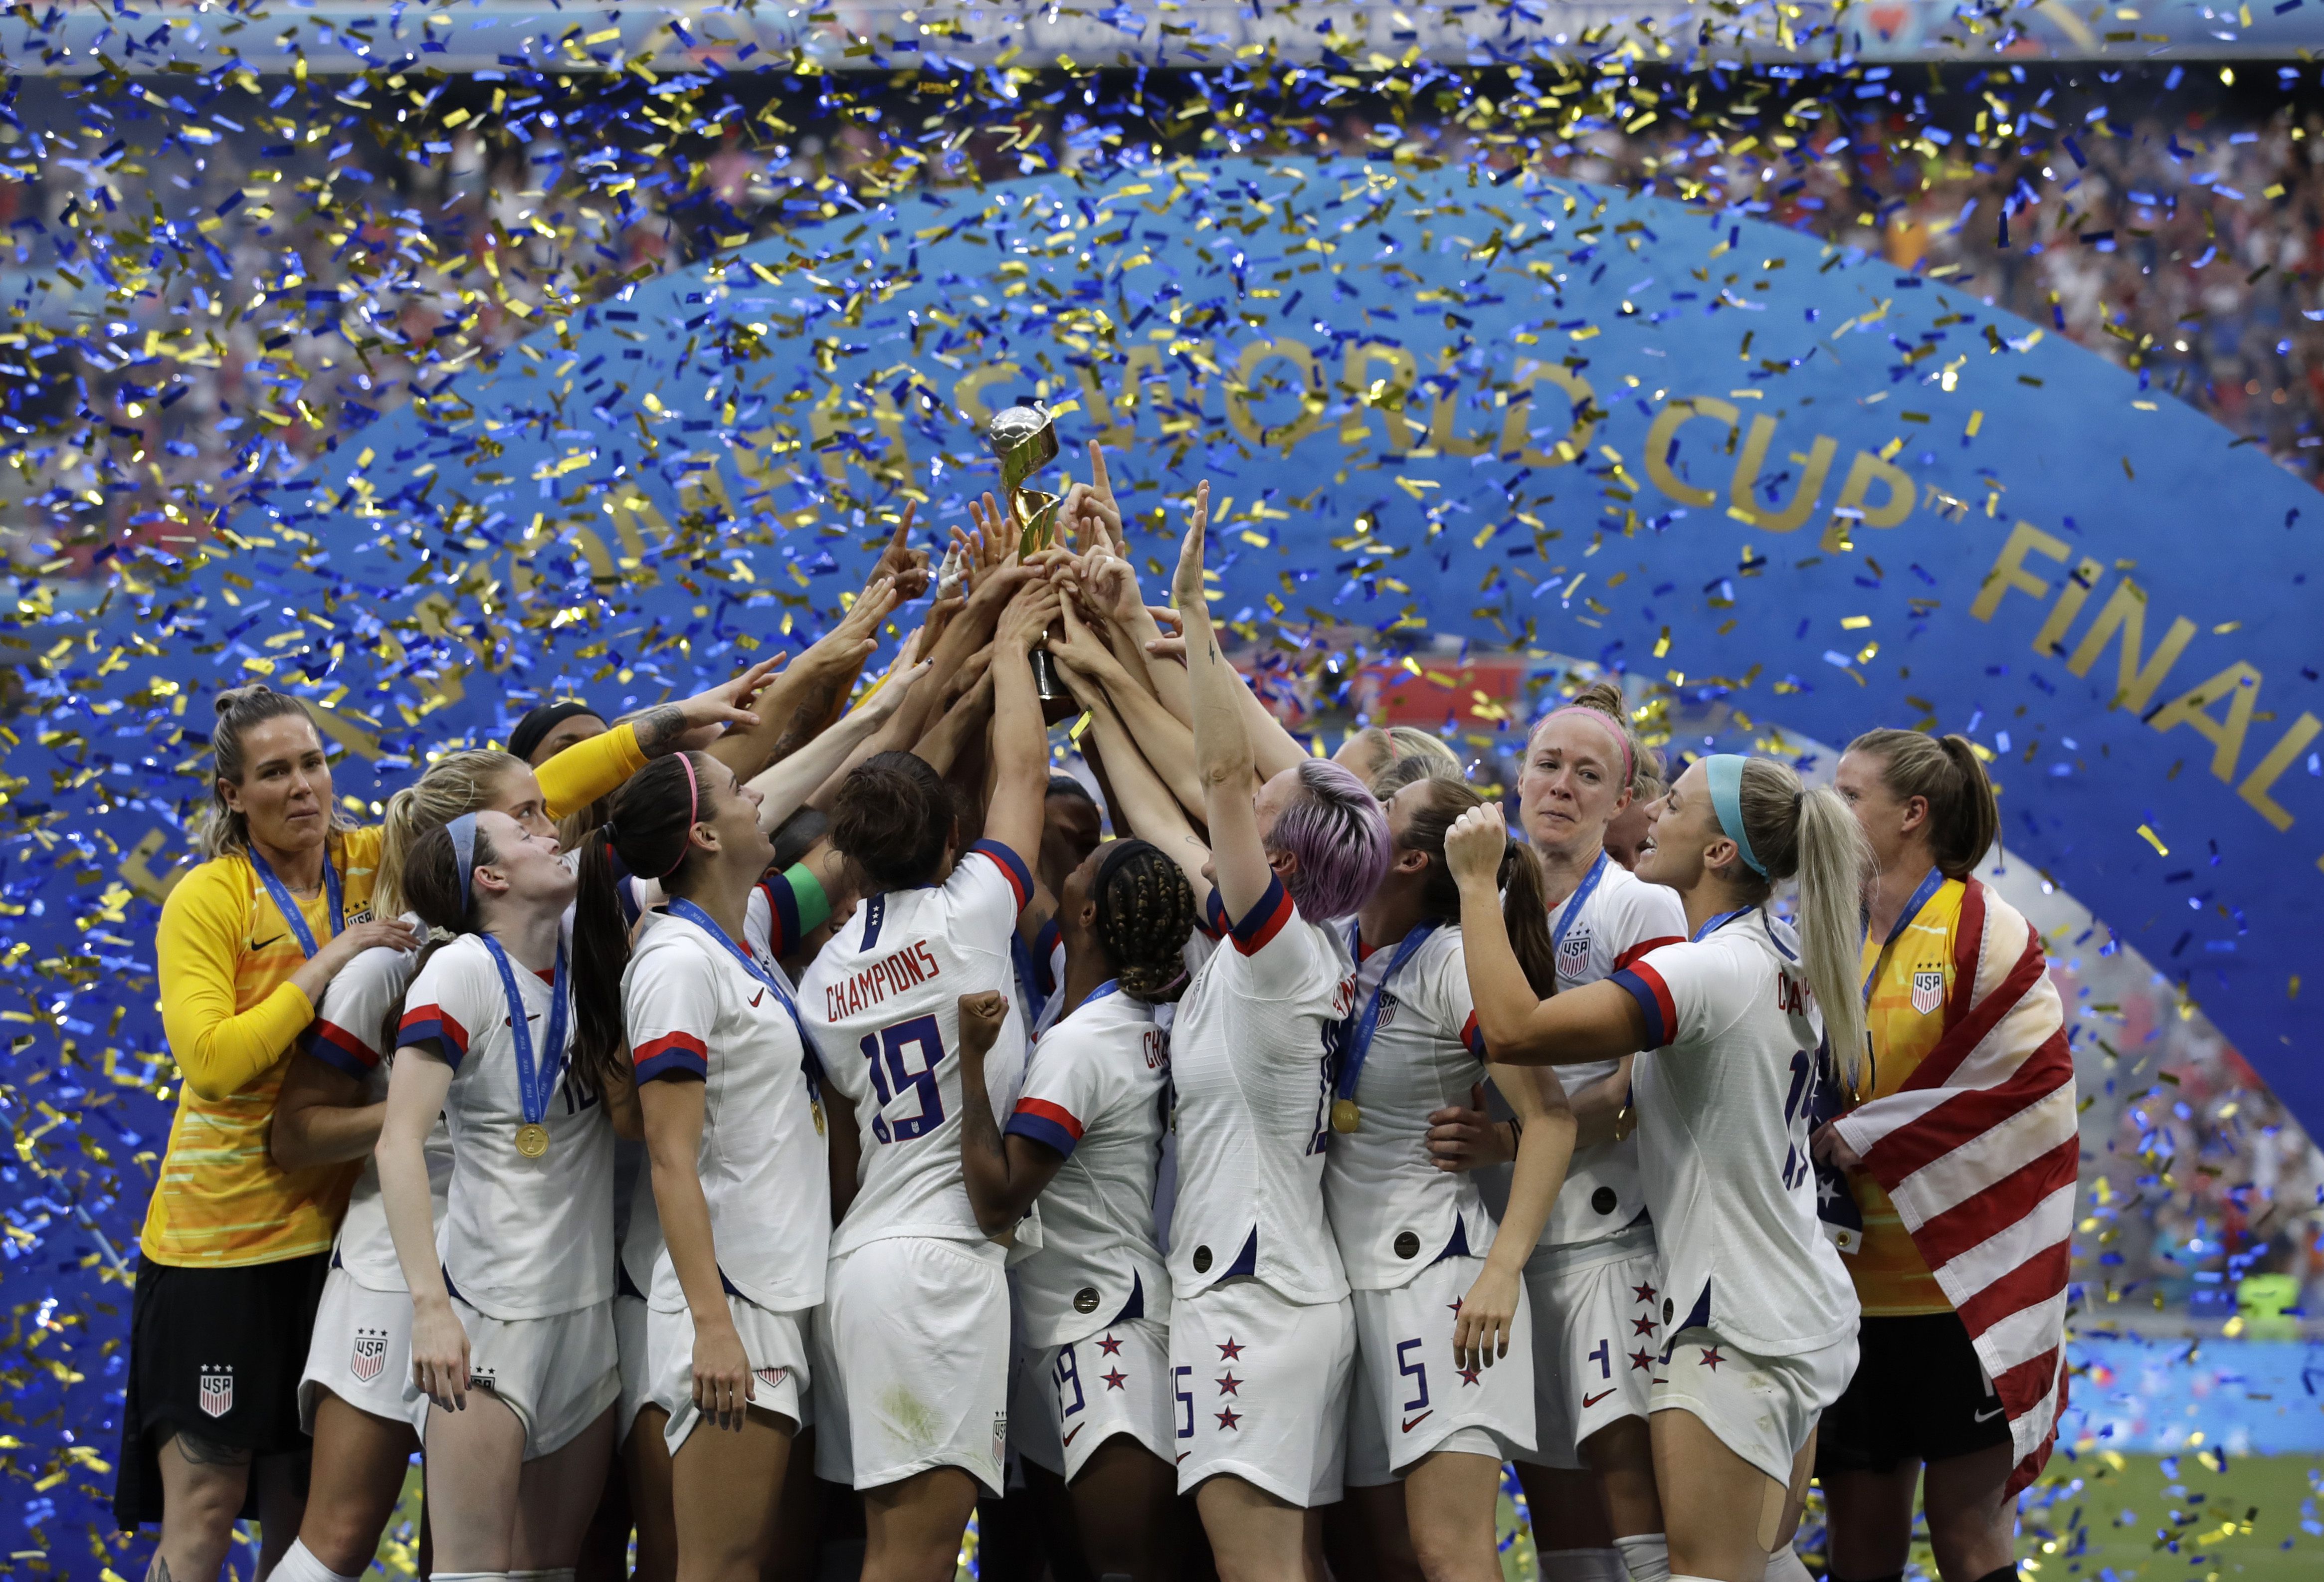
[986,403,1078,722]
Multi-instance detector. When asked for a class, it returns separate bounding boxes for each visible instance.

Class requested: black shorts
[1815,1310,2010,1476]
[113,1252,330,1529]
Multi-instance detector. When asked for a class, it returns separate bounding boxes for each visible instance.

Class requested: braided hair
[1089,840,1198,1004]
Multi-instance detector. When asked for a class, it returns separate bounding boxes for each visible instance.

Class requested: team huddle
[118,448,2072,1582]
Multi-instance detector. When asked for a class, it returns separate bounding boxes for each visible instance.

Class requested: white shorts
[813,1236,1010,1495]
[437,1297,620,1461]
[299,1267,427,1436]
[1018,1318,1174,1482]
[614,1292,653,1444]
[1651,1325,1859,1487]
[649,1295,812,1455]
[1347,1255,1537,1486]
[1523,1228,1662,1471]
[1169,1279,1355,1508]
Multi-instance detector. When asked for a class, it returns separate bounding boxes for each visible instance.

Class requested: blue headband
[447,812,480,914]
[1702,755,1767,877]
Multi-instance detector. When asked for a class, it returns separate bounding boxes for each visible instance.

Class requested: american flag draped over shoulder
[1829,879,2079,1495]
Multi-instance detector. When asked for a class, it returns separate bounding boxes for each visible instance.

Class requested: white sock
[1762,1547,1813,1582]
[1541,1550,1632,1582]
[272,1542,361,1582]
[1614,1533,1673,1582]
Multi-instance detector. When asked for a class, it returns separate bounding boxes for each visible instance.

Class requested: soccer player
[1446,754,1872,1582]
[798,577,1057,1582]
[375,807,641,1577]
[1330,776,1577,1582]
[949,837,1198,1582]
[118,686,421,1582]
[268,731,674,1582]
[573,751,830,1582]
[1815,730,2061,1582]
[1164,483,1392,1582]
[1423,685,1686,1582]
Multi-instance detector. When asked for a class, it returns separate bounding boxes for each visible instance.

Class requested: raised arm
[1445,805,1647,1065]
[1058,658,1214,906]
[704,581,902,779]
[1174,483,1274,925]
[981,577,1062,866]
[1048,600,1205,818]
[749,651,931,833]
[953,990,1067,1235]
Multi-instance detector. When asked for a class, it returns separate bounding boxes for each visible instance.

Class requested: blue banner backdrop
[3,160,2321,1533]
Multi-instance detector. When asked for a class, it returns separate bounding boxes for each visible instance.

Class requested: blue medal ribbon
[1333,922,1440,1108]
[1691,906,1756,943]
[479,934,571,1132]
[1861,867,1948,1006]
[248,846,344,960]
[668,897,823,1098]
[1549,850,1611,973]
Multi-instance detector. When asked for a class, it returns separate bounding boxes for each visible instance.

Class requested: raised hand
[957,989,1009,1058]
[1169,481,1211,624]
[1444,802,1511,889]
[865,502,930,599]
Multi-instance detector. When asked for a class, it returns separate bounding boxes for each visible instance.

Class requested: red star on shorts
[1216,1337,1245,1360]
[1216,1406,1242,1430]
[1103,1368,1129,1391]
[1096,1333,1124,1357]
[1446,1296,1464,1317]
[1458,1363,1483,1386]
[1631,1281,1659,1305]
[1628,1348,1656,1372]
[1698,1346,1726,1371]
[1217,1372,1243,1396]
[1631,1314,1659,1336]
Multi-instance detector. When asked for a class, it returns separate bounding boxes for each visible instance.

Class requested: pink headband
[1542,705,1635,788]
[664,753,700,877]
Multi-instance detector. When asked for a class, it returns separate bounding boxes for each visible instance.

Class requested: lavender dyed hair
[1264,759,1392,922]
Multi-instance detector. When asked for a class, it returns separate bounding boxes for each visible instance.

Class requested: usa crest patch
[350,1328,388,1384]
[1557,929,1591,978]
[198,1365,234,1419]
[1911,969,1945,1016]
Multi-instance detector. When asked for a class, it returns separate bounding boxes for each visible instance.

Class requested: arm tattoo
[626,702,687,757]
[767,679,841,763]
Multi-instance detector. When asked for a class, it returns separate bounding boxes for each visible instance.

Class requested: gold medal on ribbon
[1330,1098,1361,1134]
[514,1122,551,1159]
[811,1100,827,1138]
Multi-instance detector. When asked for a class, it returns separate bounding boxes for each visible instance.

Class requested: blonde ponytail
[372,750,530,921]
[1727,758,1876,1087]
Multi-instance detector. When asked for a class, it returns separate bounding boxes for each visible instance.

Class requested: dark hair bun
[831,752,955,891]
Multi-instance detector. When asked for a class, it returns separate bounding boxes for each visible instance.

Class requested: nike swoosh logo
[749,988,767,1008]
[1062,1422,1084,1446]
[1973,1405,2005,1422]
[1175,1451,1189,1463]
[250,934,285,951]
[1400,1411,1432,1433]
[1582,1390,1616,1408]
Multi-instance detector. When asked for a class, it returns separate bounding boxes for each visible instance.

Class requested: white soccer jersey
[1480,857,1688,1250]
[1167,877,1358,1306]
[397,933,614,1320]
[1005,982,1172,1348]
[306,922,452,1294]
[800,839,1035,1257]
[1321,922,1497,1289]
[625,900,831,1314]
[1612,911,1858,1354]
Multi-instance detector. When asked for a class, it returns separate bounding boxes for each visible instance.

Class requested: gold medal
[811,1100,826,1138]
[1330,1098,1361,1134]
[514,1122,550,1159]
